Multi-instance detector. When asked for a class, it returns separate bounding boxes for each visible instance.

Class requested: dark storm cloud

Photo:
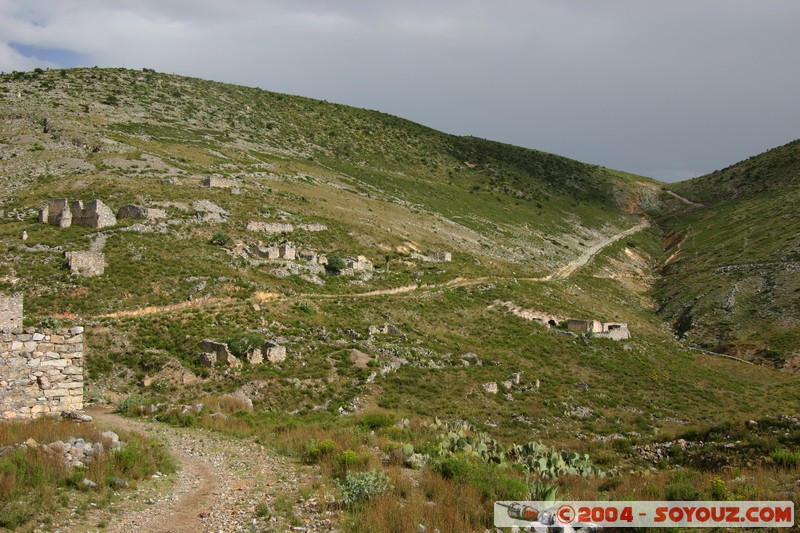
[2,0,799,181]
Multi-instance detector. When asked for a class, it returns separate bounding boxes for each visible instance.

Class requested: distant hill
[655,140,800,368]
[671,139,800,203]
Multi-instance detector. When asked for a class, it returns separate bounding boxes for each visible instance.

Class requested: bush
[318,439,337,455]
[221,333,264,358]
[358,412,395,431]
[210,231,233,246]
[336,468,393,507]
[770,448,800,468]
[434,457,472,481]
[708,477,729,500]
[338,450,360,469]
[304,438,337,464]
[665,479,700,501]
[325,255,346,275]
[433,457,527,501]
[101,94,119,106]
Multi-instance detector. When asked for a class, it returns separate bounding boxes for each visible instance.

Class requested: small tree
[325,255,346,275]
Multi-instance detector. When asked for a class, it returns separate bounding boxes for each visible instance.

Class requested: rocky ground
[46,407,341,533]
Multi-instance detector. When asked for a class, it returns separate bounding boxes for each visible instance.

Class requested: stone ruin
[199,339,241,368]
[298,250,328,266]
[203,176,235,188]
[246,221,328,234]
[117,204,166,221]
[0,294,84,419]
[567,319,631,340]
[198,339,285,369]
[248,242,328,266]
[343,256,373,274]
[412,250,454,263]
[490,301,631,340]
[278,243,296,261]
[65,251,106,277]
[39,198,116,229]
[429,251,452,262]
[250,242,296,260]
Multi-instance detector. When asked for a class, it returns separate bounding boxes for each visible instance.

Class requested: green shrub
[336,468,393,508]
[116,395,146,415]
[708,477,729,500]
[304,438,337,463]
[325,255,346,275]
[221,333,264,358]
[433,457,527,501]
[210,231,233,246]
[770,448,800,468]
[101,94,119,106]
[358,412,395,431]
[318,439,337,455]
[434,457,472,481]
[338,450,360,469]
[109,437,176,480]
[665,480,700,501]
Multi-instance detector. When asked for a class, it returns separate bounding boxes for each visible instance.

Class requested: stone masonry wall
[0,296,84,420]
[0,326,85,419]
[65,251,106,276]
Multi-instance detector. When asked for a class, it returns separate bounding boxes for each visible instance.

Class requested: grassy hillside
[655,141,800,367]
[0,67,658,317]
[1,68,798,529]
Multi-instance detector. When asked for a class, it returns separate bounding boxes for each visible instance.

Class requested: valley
[0,67,797,531]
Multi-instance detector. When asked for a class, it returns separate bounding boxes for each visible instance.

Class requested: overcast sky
[2,1,799,181]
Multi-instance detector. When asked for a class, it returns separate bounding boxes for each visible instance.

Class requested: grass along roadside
[114,396,800,532]
[0,415,176,530]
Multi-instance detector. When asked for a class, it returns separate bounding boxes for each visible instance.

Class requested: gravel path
[548,218,651,280]
[57,407,341,533]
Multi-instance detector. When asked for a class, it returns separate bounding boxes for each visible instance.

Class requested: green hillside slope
[0,67,658,316]
[1,68,798,527]
[655,140,800,367]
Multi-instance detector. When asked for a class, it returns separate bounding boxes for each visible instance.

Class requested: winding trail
[76,407,337,533]
[665,189,705,208]
[90,408,220,533]
[89,219,653,318]
[547,218,650,280]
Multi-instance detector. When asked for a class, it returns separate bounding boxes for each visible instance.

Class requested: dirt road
[75,407,337,533]
[547,218,650,280]
[89,219,652,320]
[665,189,705,208]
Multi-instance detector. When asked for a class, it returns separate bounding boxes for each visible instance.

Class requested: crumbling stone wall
[343,256,373,273]
[65,251,106,276]
[429,251,452,262]
[247,221,295,234]
[39,198,72,227]
[203,176,235,188]
[246,222,327,234]
[70,200,117,228]
[0,293,23,331]
[117,204,166,221]
[39,198,116,228]
[0,297,84,419]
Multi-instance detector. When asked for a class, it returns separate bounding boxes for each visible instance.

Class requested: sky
[1,1,799,182]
